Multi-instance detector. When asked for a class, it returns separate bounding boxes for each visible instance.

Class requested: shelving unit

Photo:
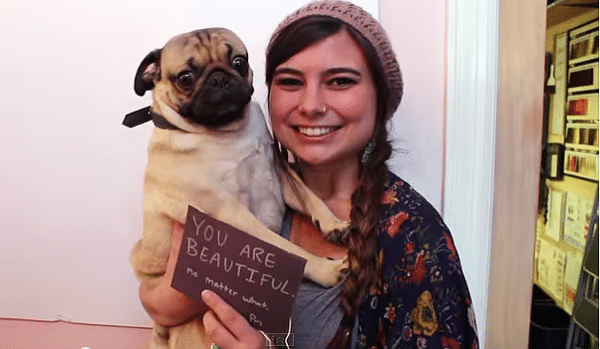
[548,0,599,28]
[530,4,598,348]
[535,177,597,313]
[566,192,598,349]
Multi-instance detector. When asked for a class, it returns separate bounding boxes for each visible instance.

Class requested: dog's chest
[146,128,284,232]
[148,128,267,183]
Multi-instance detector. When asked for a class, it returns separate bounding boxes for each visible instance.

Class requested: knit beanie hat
[268,0,403,113]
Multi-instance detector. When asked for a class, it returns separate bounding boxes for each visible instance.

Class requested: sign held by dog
[172,205,306,334]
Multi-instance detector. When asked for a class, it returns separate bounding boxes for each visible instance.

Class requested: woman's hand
[139,223,205,326]
[202,290,268,349]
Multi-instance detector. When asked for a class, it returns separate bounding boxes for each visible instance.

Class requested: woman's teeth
[297,127,336,136]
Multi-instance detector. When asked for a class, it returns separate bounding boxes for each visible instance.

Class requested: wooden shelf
[565,143,599,151]
[548,0,599,28]
[569,54,599,65]
[539,231,585,255]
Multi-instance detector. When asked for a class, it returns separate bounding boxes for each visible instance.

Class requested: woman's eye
[176,71,195,89]
[275,78,303,87]
[329,77,357,87]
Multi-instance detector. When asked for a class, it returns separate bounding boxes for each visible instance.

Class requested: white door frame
[444,0,547,347]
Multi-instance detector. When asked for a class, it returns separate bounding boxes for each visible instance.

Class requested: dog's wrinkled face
[135,28,254,128]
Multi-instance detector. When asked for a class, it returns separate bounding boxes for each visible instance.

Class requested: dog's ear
[134,49,161,96]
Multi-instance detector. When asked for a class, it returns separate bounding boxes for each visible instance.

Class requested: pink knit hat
[268,0,403,113]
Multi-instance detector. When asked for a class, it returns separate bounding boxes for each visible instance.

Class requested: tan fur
[129,29,348,348]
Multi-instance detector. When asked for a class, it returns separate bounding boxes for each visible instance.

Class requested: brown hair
[266,15,393,347]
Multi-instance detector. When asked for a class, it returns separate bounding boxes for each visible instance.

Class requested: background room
[4,0,583,348]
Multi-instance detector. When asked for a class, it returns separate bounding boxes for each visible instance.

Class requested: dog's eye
[176,71,195,90]
[232,56,248,76]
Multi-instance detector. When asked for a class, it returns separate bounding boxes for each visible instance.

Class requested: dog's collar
[122,106,181,130]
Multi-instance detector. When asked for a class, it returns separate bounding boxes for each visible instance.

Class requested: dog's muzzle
[181,69,253,128]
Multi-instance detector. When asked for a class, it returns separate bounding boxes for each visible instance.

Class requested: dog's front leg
[279,164,350,236]
[131,187,188,283]
[130,212,174,284]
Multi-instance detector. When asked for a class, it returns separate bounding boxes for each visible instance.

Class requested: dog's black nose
[207,70,230,91]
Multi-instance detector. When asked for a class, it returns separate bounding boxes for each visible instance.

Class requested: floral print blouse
[355,172,479,349]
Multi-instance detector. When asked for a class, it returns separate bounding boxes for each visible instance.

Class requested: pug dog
[125,28,348,348]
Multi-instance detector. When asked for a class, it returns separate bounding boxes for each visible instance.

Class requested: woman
[140,1,479,348]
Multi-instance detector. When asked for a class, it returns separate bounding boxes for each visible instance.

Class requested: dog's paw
[306,257,349,287]
[315,217,350,238]
[130,240,168,279]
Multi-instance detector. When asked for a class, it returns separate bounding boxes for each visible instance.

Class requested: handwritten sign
[171,206,306,335]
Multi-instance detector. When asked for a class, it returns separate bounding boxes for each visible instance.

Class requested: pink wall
[0,0,448,347]
[380,0,446,211]
[0,318,151,349]
[0,0,379,329]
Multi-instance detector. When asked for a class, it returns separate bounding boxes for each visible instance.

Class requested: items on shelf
[535,15,598,318]
[566,191,598,349]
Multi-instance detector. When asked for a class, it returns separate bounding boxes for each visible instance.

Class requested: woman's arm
[138,223,267,348]
[138,223,205,326]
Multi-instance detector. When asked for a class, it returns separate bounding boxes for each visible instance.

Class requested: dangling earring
[361,141,374,165]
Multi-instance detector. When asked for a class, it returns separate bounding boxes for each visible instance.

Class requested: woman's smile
[295,126,341,137]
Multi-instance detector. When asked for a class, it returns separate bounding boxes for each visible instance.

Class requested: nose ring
[298,105,327,115]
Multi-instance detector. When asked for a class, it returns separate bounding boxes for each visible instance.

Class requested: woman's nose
[298,82,326,117]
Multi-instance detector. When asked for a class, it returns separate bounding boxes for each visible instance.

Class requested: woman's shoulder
[377,172,461,273]
[379,171,447,239]
[382,172,438,213]
[376,171,466,285]
[361,172,479,348]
